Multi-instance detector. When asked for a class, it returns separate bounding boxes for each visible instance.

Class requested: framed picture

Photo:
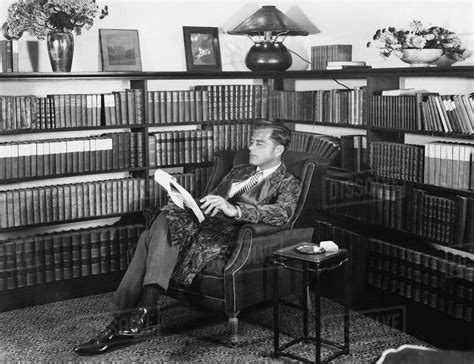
[183,26,222,72]
[99,29,142,72]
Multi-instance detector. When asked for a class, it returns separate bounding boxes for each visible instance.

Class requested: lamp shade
[228,5,309,36]
[228,6,309,71]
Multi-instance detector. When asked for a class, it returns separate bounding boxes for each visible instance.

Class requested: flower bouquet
[367,20,471,64]
[3,0,108,40]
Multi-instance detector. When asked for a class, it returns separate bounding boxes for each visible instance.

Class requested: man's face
[248,128,283,169]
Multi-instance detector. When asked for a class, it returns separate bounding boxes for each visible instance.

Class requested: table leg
[303,262,308,341]
[273,263,279,356]
[344,259,350,351]
[315,268,321,364]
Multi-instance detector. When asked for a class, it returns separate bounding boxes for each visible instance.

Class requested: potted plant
[367,20,471,67]
[3,0,108,72]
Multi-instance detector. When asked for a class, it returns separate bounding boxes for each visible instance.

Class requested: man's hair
[254,122,292,151]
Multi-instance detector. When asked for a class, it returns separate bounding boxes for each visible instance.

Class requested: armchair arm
[224,225,314,273]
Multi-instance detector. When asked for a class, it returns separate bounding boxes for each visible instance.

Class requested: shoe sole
[74,332,159,356]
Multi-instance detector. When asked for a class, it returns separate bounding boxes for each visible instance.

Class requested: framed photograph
[183,26,222,72]
[99,29,142,72]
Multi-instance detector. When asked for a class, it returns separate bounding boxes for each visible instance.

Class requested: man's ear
[275,144,284,157]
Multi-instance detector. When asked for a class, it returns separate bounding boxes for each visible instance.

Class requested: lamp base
[245,41,292,72]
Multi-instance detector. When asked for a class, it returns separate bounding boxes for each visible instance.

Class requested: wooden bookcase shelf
[282,67,473,325]
[368,126,474,139]
[0,70,272,311]
[278,119,367,129]
[0,67,472,315]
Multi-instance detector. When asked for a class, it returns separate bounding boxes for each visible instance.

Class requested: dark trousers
[111,213,179,311]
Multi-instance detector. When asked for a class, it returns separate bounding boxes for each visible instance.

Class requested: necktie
[231,170,264,199]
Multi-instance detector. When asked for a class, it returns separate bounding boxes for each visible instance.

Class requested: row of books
[424,141,473,190]
[195,84,269,122]
[0,132,144,180]
[149,129,214,167]
[144,89,209,124]
[340,135,369,172]
[211,121,254,153]
[370,141,425,183]
[270,87,366,125]
[289,131,341,163]
[0,84,267,132]
[367,238,473,322]
[148,168,212,208]
[0,177,147,229]
[313,218,473,322]
[0,94,104,131]
[368,95,417,130]
[323,177,470,247]
[0,224,145,291]
[419,94,473,134]
[0,40,18,73]
[310,44,352,70]
[368,93,474,134]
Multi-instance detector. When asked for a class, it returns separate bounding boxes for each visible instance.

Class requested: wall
[0,0,473,75]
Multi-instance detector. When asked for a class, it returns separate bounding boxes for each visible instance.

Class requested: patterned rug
[0,292,431,363]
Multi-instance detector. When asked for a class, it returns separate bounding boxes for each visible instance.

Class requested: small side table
[272,243,350,364]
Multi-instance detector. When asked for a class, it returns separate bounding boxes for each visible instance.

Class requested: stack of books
[311,44,352,70]
[325,61,371,70]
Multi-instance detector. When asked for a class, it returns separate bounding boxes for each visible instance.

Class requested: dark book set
[323,176,472,247]
[0,177,147,229]
[367,238,473,322]
[0,224,145,291]
[368,93,473,133]
[290,131,342,164]
[270,87,366,126]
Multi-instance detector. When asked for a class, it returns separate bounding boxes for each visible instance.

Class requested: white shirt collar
[257,162,281,179]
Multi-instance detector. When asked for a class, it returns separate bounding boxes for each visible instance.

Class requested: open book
[154,169,205,223]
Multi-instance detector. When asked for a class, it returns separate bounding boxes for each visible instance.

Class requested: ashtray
[296,243,326,255]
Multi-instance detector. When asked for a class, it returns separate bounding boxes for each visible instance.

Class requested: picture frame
[99,29,142,72]
[183,26,222,72]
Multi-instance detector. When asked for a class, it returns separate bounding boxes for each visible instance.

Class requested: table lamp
[228,5,309,71]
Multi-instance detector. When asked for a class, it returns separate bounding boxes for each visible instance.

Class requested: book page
[154,169,205,223]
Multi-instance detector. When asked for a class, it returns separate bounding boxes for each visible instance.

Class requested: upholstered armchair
[164,149,329,344]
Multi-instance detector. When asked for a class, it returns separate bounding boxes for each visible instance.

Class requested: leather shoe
[74,326,134,356]
[73,308,159,356]
[116,307,160,336]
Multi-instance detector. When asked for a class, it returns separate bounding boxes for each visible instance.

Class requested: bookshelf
[269,66,473,324]
[0,71,269,311]
[0,67,473,317]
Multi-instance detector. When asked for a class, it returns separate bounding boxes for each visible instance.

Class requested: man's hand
[199,195,239,218]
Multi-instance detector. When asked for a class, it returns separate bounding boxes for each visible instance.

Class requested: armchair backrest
[204,149,329,228]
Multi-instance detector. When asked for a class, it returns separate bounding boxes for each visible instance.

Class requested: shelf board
[372,175,474,198]
[369,127,474,139]
[1,66,473,81]
[0,212,144,232]
[0,167,148,185]
[0,124,147,135]
[317,214,474,258]
[280,119,367,129]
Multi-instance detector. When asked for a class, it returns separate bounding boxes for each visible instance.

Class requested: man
[74,122,301,356]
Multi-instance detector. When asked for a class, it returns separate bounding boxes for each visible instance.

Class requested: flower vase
[435,54,457,67]
[400,49,443,67]
[47,31,74,72]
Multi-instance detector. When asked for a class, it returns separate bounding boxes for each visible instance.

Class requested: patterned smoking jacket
[163,161,302,286]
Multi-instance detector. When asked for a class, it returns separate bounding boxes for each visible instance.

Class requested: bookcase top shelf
[1,66,473,81]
